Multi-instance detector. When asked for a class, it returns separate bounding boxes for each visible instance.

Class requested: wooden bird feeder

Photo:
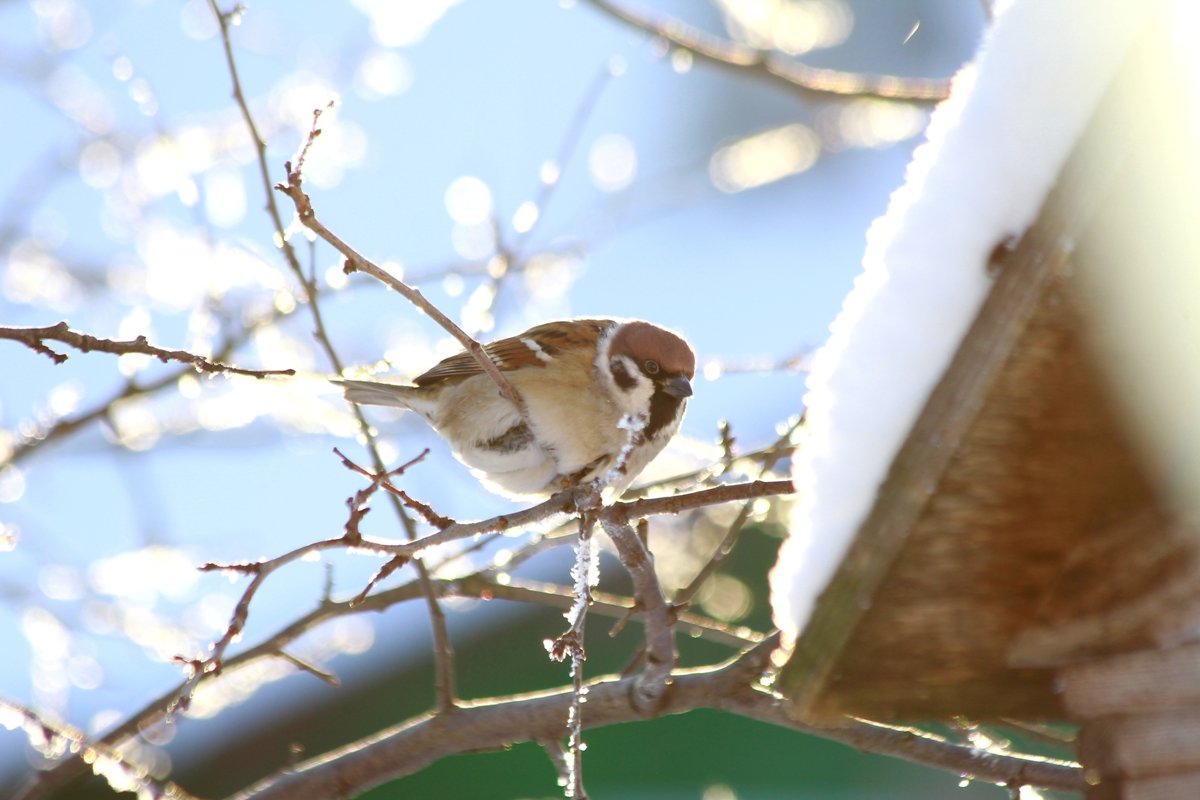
[776,13,1200,799]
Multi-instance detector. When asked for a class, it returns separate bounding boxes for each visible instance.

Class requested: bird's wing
[413,318,613,387]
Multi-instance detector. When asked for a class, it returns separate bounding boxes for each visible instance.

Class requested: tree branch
[206,0,458,713]
[714,690,1084,793]
[599,517,674,712]
[581,0,951,103]
[2,697,199,800]
[674,419,801,609]
[273,140,528,418]
[228,641,1085,800]
[0,322,294,377]
[365,480,795,561]
[5,320,285,467]
[468,576,762,650]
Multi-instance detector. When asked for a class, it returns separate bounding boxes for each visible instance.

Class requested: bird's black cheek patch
[609,358,637,391]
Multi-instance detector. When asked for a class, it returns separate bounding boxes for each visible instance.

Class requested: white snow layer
[769,0,1152,644]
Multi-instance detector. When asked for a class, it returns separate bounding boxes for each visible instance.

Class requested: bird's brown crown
[609,321,695,377]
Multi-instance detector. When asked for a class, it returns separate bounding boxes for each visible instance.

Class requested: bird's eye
[643,360,660,375]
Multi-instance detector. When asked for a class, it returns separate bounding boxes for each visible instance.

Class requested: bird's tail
[337,379,422,410]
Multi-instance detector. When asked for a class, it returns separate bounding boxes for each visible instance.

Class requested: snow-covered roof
[770,0,1150,643]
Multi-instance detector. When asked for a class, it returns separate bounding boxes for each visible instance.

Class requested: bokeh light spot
[444,176,494,225]
[588,133,637,192]
[356,49,413,99]
[203,167,247,228]
[78,140,121,189]
[353,0,461,47]
[0,466,26,503]
[716,0,853,55]
[709,123,820,193]
[512,201,539,234]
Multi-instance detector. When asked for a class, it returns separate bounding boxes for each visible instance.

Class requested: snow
[769,0,1153,643]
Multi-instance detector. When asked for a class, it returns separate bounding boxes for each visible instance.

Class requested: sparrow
[339,318,695,498]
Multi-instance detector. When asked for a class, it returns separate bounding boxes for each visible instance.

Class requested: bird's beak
[663,375,693,399]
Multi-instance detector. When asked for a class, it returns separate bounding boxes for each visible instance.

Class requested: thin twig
[206,0,303,286]
[273,151,527,418]
[2,698,199,800]
[676,501,754,609]
[675,418,802,608]
[471,576,761,650]
[368,480,794,562]
[207,0,458,713]
[0,322,294,377]
[537,737,572,793]
[470,63,617,330]
[172,446,433,712]
[699,349,811,378]
[3,256,386,467]
[277,651,340,687]
[609,479,794,523]
[513,64,614,261]
[179,538,344,710]
[580,0,951,103]
[626,423,800,495]
[998,718,1077,747]
[6,323,279,466]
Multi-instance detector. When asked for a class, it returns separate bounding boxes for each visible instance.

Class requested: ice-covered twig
[543,511,600,799]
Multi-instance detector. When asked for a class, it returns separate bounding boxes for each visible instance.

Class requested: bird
[339,318,695,498]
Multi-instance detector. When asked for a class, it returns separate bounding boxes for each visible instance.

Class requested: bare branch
[599,516,675,712]
[368,480,794,562]
[715,691,1084,793]
[466,63,617,332]
[626,425,798,495]
[169,446,438,713]
[206,0,303,290]
[580,0,951,103]
[206,0,458,713]
[471,576,762,650]
[5,321,286,467]
[0,321,294,377]
[12,467,788,798]
[611,479,794,523]
[2,697,199,800]
[538,737,572,794]
[273,147,528,418]
[181,537,344,711]
[277,651,340,687]
[228,642,1085,800]
[17,557,764,800]
[675,418,802,609]
[14,456,1059,800]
